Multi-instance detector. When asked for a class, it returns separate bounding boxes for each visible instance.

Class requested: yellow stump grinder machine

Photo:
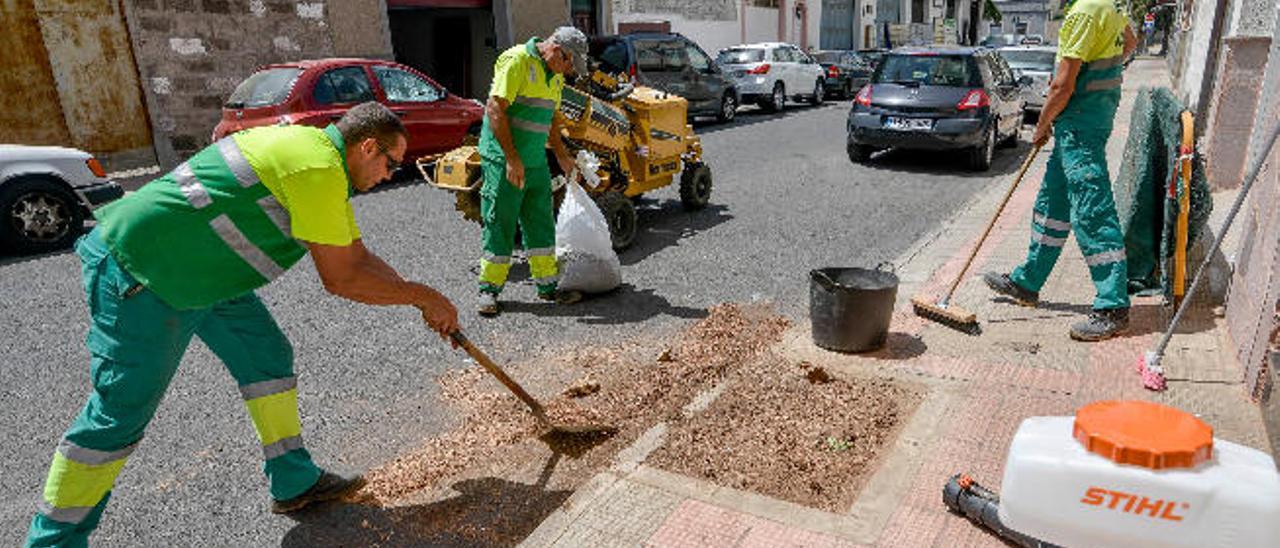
[417,71,713,250]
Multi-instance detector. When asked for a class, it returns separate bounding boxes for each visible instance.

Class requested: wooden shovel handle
[450,331,549,419]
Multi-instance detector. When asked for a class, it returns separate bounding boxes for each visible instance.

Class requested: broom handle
[450,331,549,419]
[941,144,1043,304]
[1151,120,1280,358]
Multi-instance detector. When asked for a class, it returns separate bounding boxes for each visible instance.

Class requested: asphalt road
[0,101,1027,546]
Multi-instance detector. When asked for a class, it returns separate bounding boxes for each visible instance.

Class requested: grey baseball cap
[549,26,589,76]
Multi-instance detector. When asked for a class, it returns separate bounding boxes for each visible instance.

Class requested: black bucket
[810,264,899,352]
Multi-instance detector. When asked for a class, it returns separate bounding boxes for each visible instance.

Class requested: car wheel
[969,126,996,171]
[763,82,785,112]
[847,141,874,163]
[0,176,85,254]
[717,93,737,123]
[595,191,638,251]
[809,79,824,105]
[679,163,712,210]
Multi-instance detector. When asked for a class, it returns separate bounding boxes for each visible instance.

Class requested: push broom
[912,144,1043,334]
[1137,120,1280,391]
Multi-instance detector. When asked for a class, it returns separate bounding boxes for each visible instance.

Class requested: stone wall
[1202,36,1269,191]
[122,0,391,167]
[1225,0,1280,453]
[614,0,738,21]
[512,0,571,44]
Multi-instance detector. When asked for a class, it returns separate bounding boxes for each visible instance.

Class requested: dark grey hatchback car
[590,33,740,123]
[846,47,1028,170]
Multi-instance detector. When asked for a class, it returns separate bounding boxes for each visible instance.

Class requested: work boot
[982,272,1039,307]
[478,291,500,317]
[1069,308,1130,342]
[538,289,583,305]
[271,471,365,514]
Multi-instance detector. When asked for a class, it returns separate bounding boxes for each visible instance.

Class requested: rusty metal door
[0,0,151,158]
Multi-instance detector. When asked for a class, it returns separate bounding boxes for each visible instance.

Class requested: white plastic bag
[555,153,621,293]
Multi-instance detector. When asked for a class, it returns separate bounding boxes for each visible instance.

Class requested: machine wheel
[717,93,737,123]
[595,191,637,251]
[762,82,785,112]
[0,176,84,254]
[809,79,824,105]
[968,126,996,172]
[679,163,712,211]
[847,142,874,163]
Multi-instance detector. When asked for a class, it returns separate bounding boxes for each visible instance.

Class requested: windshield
[226,67,301,108]
[874,55,979,87]
[812,51,844,63]
[999,50,1056,71]
[716,48,765,64]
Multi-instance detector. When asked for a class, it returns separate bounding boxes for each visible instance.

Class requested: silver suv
[716,42,827,112]
[0,145,122,253]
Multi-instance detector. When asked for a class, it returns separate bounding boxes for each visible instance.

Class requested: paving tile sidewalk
[519,59,1271,548]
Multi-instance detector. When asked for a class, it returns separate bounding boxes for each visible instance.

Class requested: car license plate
[884,117,933,131]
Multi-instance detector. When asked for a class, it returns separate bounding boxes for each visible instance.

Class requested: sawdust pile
[647,358,922,512]
[353,303,791,506]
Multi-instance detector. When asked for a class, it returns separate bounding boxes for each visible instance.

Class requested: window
[685,42,712,72]
[312,67,375,105]
[875,54,980,87]
[227,67,301,108]
[372,66,443,103]
[591,38,630,73]
[634,39,687,72]
[912,0,925,23]
[716,48,765,64]
[772,47,794,63]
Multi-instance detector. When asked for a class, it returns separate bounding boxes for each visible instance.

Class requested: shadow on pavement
[499,283,708,325]
[985,302,1217,339]
[282,454,571,548]
[861,139,1035,178]
[621,202,733,266]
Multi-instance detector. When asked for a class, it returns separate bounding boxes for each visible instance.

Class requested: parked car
[812,50,877,99]
[846,47,1029,171]
[589,33,740,123]
[997,45,1057,115]
[213,58,485,161]
[0,145,122,253]
[980,34,1021,48]
[715,42,827,112]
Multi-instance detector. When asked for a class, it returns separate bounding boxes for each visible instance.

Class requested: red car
[213,58,484,161]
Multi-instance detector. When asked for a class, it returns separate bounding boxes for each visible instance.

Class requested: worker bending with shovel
[984,0,1137,341]
[476,26,590,316]
[26,102,459,546]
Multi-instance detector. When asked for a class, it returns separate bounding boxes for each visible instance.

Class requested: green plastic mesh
[1114,87,1213,300]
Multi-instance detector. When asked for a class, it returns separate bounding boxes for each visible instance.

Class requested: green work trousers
[1010,122,1130,310]
[477,157,559,295]
[27,229,320,547]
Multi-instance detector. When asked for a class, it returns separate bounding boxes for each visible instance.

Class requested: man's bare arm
[306,240,459,336]
[1033,57,1083,146]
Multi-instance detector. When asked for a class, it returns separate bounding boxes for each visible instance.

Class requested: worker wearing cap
[475,26,588,316]
[984,0,1137,341]
[25,102,459,547]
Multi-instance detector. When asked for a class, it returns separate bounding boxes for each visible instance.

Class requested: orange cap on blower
[1073,400,1214,470]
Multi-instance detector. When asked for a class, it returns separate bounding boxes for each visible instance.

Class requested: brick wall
[122,0,391,167]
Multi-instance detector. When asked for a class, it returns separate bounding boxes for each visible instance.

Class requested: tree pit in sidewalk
[346,303,792,536]
[647,358,922,513]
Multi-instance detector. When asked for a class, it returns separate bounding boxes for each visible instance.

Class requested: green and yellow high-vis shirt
[479,38,564,167]
[95,124,359,310]
[1057,0,1128,63]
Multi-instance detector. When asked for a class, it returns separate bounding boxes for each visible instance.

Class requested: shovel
[450,331,616,435]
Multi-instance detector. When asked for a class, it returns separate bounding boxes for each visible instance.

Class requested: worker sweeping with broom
[982,0,1137,341]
